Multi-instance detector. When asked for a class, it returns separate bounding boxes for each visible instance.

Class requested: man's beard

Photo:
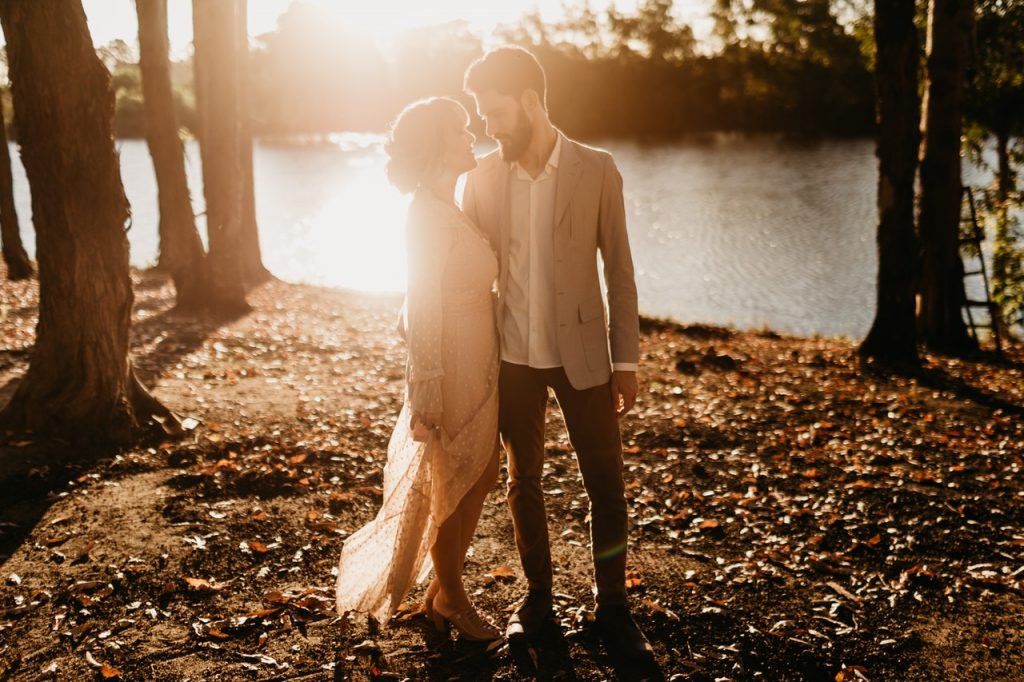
[495,106,533,163]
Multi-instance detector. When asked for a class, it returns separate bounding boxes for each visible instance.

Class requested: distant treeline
[112,1,879,139]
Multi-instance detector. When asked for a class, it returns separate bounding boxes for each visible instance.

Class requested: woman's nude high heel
[431,601,501,642]
[428,600,450,636]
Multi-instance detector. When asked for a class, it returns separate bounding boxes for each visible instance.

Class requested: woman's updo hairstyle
[385,97,467,194]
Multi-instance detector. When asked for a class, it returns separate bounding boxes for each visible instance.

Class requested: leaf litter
[0,269,1022,679]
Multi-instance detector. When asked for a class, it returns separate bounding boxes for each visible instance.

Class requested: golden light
[270,135,413,293]
[279,0,535,44]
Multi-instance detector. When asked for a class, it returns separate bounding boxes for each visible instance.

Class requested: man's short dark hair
[464,46,547,109]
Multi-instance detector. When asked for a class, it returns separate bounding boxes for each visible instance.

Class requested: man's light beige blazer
[462,134,640,390]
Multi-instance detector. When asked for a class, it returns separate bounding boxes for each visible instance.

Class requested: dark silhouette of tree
[236,0,271,287]
[858,0,921,367]
[917,0,976,353]
[192,0,250,315]
[711,0,875,133]
[83,1,885,140]
[0,0,179,445]
[607,0,697,62]
[491,0,875,139]
[136,0,207,311]
[0,96,32,280]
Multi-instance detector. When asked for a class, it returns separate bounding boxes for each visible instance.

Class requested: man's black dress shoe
[594,603,655,660]
[506,590,554,641]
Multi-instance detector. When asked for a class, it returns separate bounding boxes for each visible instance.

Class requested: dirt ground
[1,268,1023,681]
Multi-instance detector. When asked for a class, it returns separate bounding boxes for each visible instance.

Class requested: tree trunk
[858,0,921,367]
[0,97,33,280]
[136,0,207,311]
[192,0,250,315]
[236,0,272,287]
[0,0,179,445]
[917,0,976,353]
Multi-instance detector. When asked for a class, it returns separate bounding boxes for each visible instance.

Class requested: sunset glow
[81,0,713,56]
[3,2,1022,677]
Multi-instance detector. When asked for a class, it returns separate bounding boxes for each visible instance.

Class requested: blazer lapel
[554,136,582,233]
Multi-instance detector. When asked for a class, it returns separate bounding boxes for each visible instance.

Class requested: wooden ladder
[959,186,1003,354]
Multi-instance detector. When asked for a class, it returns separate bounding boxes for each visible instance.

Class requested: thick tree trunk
[136,0,208,311]
[0,0,179,445]
[236,0,272,287]
[858,0,921,367]
[192,0,250,315]
[0,98,33,280]
[917,0,976,353]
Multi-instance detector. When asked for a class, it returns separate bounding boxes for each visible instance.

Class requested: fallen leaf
[100,663,122,679]
[486,565,516,582]
[183,577,222,593]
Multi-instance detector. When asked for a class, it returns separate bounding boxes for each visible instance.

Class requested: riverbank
[1,268,1022,680]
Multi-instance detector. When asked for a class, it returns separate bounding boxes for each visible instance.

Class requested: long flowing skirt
[335,295,498,623]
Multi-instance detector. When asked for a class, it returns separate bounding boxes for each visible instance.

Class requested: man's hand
[610,370,638,417]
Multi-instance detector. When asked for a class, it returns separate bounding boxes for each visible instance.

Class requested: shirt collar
[512,132,562,180]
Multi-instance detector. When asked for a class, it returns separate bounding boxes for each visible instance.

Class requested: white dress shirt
[501,134,563,368]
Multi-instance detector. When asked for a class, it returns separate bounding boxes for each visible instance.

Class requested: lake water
[7,135,1010,339]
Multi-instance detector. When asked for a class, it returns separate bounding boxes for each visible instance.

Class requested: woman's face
[443,109,477,176]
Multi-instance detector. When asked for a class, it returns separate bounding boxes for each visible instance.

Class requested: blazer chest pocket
[578,296,605,324]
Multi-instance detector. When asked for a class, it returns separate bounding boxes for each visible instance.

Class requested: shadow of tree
[956,348,1024,372]
[0,295,251,423]
[0,279,255,569]
[860,357,1023,418]
[0,442,90,569]
[915,365,1024,418]
[129,306,235,388]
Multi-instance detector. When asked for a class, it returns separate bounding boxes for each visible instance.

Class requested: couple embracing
[336,45,652,662]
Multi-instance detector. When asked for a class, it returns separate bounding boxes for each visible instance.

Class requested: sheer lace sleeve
[405,199,454,421]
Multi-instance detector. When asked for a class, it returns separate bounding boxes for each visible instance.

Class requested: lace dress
[335,191,500,623]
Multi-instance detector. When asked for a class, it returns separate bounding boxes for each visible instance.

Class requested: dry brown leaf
[100,663,123,679]
[183,577,221,592]
[487,565,516,580]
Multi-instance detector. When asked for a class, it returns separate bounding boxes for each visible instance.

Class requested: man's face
[473,89,533,163]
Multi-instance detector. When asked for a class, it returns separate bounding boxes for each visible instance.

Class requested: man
[462,46,651,660]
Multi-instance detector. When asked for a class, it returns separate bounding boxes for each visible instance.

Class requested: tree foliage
[965,0,1024,333]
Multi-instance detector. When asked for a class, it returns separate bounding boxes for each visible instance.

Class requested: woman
[335,97,502,642]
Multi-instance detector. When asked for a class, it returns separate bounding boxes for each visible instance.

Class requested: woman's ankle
[434,587,471,613]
